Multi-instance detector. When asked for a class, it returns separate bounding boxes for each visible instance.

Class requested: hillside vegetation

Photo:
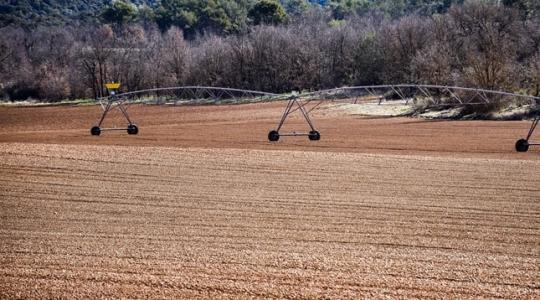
[0,0,468,29]
[0,1,539,105]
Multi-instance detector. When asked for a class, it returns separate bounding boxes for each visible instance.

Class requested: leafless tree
[378,16,432,84]
[1,2,539,103]
[79,25,115,99]
[527,50,540,96]
[450,2,521,90]
[162,27,189,86]
[187,35,232,87]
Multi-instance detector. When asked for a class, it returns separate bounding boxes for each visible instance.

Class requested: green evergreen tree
[101,0,138,25]
[155,0,248,37]
[248,0,288,25]
[281,0,310,16]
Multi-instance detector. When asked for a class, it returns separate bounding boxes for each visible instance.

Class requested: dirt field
[1,102,539,159]
[0,102,539,298]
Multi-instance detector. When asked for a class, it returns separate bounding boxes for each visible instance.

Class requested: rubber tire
[308,130,320,141]
[127,124,139,135]
[515,139,529,152]
[268,130,280,142]
[90,126,101,136]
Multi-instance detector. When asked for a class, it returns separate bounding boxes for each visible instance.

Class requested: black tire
[268,130,280,142]
[90,126,101,136]
[127,124,139,135]
[515,139,529,152]
[308,130,320,141]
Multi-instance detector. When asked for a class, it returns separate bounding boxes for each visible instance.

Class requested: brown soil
[0,102,539,298]
[0,102,539,159]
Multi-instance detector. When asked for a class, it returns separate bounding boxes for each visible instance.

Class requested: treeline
[0,0,113,27]
[1,0,467,34]
[105,0,464,37]
[0,1,540,102]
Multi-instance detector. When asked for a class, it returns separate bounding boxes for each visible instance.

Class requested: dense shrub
[0,2,539,103]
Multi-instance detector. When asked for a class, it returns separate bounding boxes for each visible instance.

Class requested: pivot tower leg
[268,96,320,142]
[90,96,138,136]
[516,113,540,152]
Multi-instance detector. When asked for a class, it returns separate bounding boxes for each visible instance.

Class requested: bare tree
[378,16,432,83]
[227,35,255,90]
[450,2,521,90]
[527,50,540,96]
[162,27,189,86]
[318,24,358,88]
[80,25,115,99]
[410,16,458,85]
[187,35,232,87]
[1,2,539,102]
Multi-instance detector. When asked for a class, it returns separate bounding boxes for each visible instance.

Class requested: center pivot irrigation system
[91,84,540,152]
[90,85,278,136]
[90,82,139,136]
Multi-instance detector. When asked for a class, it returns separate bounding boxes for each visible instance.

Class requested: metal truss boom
[88,84,540,152]
[90,86,279,136]
[267,84,540,150]
[106,86,278,103]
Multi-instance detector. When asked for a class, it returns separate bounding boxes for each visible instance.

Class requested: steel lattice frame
[90,86,278,136]
[89,84,540,152]
[267,84,540,152]
[109,86,278,104]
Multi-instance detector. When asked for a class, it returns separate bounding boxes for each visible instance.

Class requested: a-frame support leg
[268,97,320,142]
[90,96,138,136]
[516,113,540,152]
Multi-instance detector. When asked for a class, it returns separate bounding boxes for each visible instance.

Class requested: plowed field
[0,102,539,298]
